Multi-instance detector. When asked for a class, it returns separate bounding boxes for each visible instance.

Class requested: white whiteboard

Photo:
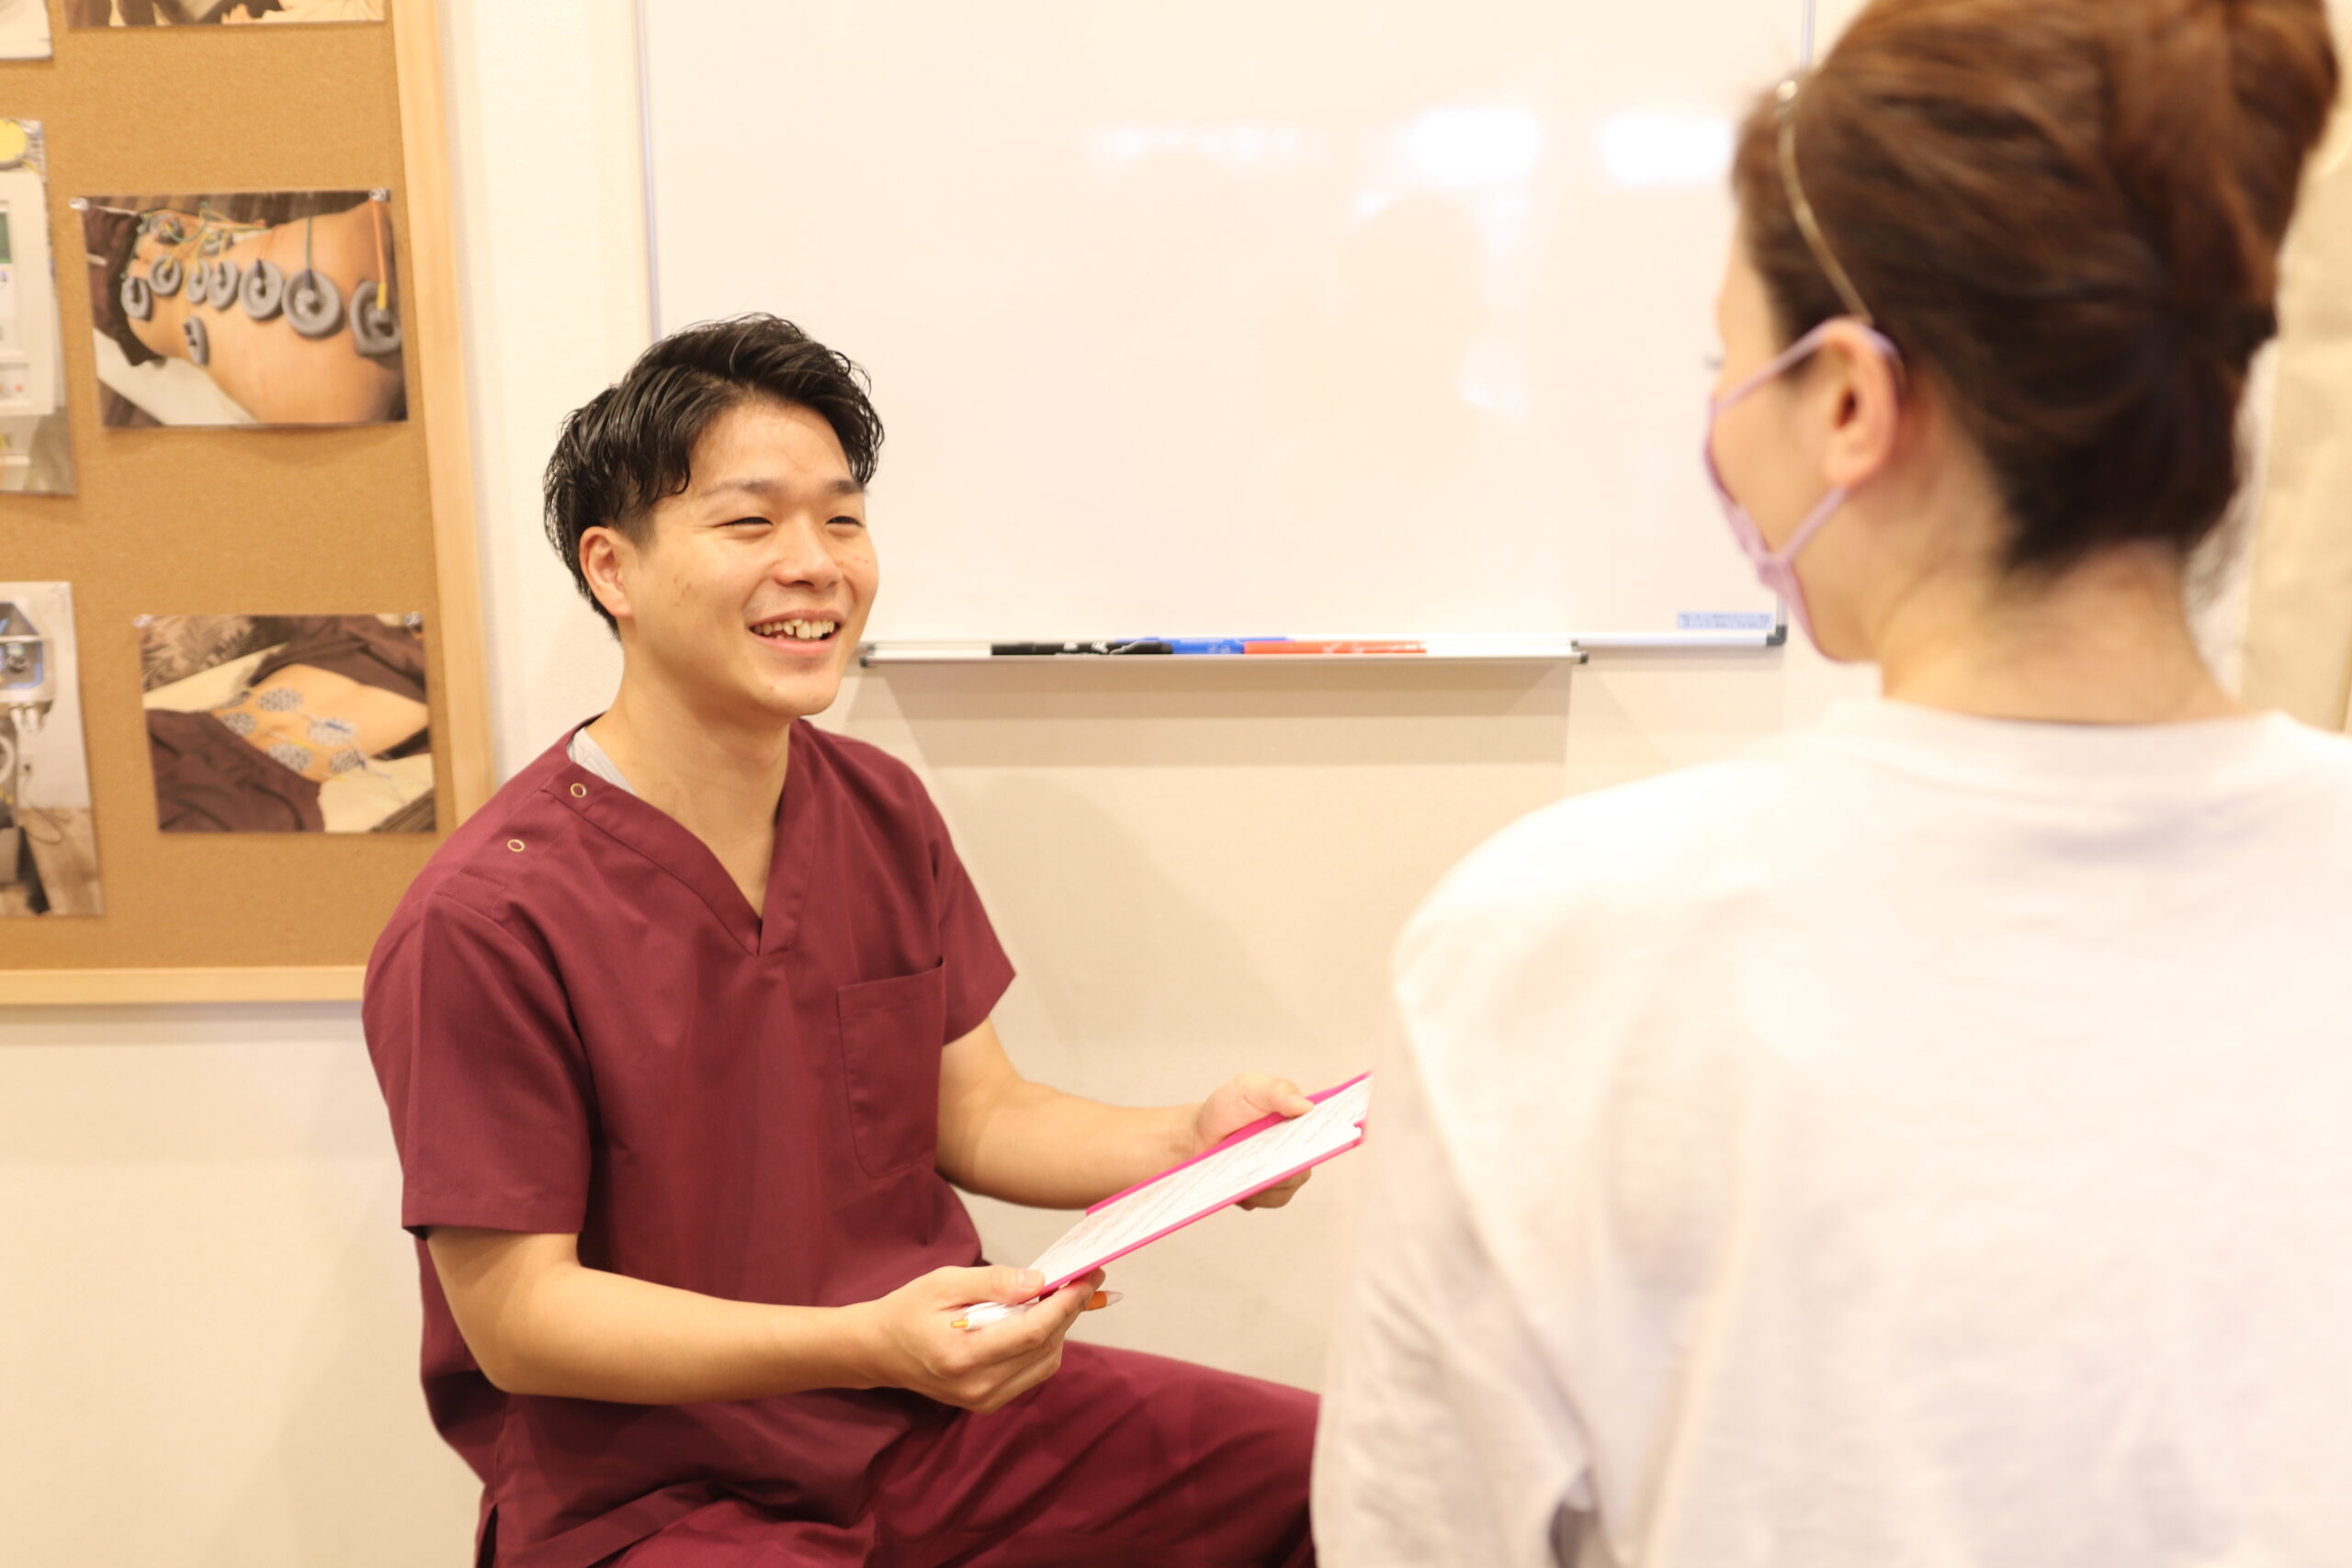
[641,0,1811,644]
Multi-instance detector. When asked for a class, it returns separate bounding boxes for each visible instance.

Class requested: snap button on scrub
[506,839,525,852]
[570,783,586,797]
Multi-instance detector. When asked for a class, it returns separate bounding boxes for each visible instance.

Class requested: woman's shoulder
[2254,710,2352,777]
[1410,744,1815,942]
[1399,704,2352,985]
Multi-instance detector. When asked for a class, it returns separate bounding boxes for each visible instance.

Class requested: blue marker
[1137,637,1285,655]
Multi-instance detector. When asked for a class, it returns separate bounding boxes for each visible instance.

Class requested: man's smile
[749,615,842,649]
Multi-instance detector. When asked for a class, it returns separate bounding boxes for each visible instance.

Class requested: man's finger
[980,1265,1046,1303]
[970,1334,1069,1413]
[988,1275,1090,1348]
[990,1343,1068,1410]
[1044,1277,1096,1328]
[1241,1169,1311,1209]
[1243,1075,1313,1118]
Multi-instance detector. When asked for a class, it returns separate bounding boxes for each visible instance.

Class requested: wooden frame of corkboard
[1,0,491,1005]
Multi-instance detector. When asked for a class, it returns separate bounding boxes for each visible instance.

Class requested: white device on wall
[1,598,55,739]
[0,0,53,63]
[0,598,56,886]
[0,163,63,425]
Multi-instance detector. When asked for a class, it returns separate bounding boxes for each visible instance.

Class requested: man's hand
[938,1017,1331,1213]
[1193,1073,1318,1210]
[854,1265,1106,1414]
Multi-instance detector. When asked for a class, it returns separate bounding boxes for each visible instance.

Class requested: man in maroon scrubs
[363,317,1319,1568]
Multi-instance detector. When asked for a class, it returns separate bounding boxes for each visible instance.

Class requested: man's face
[589,398,877,724]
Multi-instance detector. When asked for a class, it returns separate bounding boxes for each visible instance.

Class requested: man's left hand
[1192,1073,1318,1210]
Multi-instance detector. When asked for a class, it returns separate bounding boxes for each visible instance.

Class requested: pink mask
[1702,320,1901,655]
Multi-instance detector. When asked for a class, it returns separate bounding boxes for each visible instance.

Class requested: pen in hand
[952,1290,1123,1332]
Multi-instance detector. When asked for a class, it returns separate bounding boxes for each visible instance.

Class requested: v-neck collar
[548,717,815,958]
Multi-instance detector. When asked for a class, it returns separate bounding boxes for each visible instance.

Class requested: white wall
[0,1004,471,1566]
[0,2,1871,1562]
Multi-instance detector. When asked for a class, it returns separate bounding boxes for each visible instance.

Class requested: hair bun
[1735,0,2336,575]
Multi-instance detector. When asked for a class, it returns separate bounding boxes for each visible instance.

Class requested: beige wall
[2243,82,2352,730]
[0,3,1878,1563]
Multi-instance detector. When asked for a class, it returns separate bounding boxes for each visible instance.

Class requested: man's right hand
[856,1264,1104,1414]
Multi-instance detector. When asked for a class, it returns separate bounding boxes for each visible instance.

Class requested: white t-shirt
[567,727,637,795]
[1315,700,2352,1568]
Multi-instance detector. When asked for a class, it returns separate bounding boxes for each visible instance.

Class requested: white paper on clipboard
[1023,1072,1373,1292]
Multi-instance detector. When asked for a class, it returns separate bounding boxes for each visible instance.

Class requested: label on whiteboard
[1677,611,1776,632]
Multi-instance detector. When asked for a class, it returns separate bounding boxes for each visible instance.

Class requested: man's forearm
[431,1231,879,1404]
[943,1079,1198,1209]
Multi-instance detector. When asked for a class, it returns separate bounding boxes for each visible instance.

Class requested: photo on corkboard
[0,0,53,59]
[78,190,405,427]
[137,614,435,834]
[65,1,383,26]
[2,583,105,918]
[0,121,78,492]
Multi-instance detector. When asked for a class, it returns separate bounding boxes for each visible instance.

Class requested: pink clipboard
[1027,1071,1374,1293]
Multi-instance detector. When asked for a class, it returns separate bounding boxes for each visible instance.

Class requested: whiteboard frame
[634,0,1815,659]
[859,642,1592,667]
[855,618,1792,665]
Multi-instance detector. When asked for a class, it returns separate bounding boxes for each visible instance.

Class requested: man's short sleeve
[363,896,595,1236]
[915,791,1016,1043]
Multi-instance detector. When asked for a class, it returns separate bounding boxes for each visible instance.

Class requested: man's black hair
[543,314,884,633]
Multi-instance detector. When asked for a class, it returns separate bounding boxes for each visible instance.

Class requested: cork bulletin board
[1,0,490,1003]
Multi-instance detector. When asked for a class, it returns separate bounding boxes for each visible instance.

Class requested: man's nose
[765,517,844,589]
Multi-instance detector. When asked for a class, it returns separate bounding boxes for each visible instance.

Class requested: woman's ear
[1818,321,1904,492]
[580,527,633,628]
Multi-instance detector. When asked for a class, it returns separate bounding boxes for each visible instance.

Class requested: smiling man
[361,317,1318,1568]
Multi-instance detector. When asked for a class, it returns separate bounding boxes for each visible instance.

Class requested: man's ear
[579,526,634,628]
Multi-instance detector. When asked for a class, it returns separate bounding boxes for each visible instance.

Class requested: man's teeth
[752,618,838,641]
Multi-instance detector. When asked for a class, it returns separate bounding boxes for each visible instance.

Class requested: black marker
[989,640,1174,656]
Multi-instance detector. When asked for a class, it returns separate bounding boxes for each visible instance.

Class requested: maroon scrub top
[363,720,1015,1568]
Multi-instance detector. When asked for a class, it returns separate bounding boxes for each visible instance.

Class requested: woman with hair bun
[1316,3,2350,1564]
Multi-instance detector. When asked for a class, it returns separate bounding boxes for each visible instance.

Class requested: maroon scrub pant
[603,1345,1316,1567]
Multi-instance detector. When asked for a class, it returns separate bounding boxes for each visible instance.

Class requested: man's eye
[722,516,768,529]
[828,515,866,529]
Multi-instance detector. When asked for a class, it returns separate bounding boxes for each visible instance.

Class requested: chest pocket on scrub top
[833,963,950,1179]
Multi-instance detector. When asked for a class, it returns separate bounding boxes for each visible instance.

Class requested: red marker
[1242,640,1426,655]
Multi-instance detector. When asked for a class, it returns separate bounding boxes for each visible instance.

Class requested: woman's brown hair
[1735,0,2339,572]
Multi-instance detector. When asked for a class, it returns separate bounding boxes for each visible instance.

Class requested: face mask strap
[1717,316,1905,410]
[1715,320,1841,410]
[1772,481,1850,567]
